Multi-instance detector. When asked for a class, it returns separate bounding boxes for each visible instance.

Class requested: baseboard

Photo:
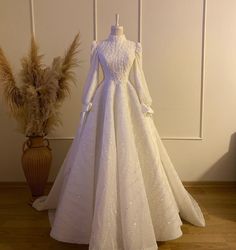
[0,182,53,188]
[182,181,236,188]
[0,181,236,188]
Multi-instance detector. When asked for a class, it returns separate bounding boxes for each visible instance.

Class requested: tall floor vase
[21,136,52,204]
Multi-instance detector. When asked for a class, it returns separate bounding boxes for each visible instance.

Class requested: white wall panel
[0,0,236,181]
[143,0,204,138]
[33,0,94,137]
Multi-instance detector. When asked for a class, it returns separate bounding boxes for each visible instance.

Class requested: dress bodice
[96,34,136,83]
[81,33,154,115]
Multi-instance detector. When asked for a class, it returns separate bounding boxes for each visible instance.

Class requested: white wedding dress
[32,33,205,250]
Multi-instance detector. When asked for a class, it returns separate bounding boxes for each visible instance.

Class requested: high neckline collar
[108,33,126,42]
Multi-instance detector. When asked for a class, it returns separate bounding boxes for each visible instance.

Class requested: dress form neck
[108,25,126,41]
[110,25,124,36]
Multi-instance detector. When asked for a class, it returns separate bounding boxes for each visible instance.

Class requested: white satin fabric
[32,33,205,250]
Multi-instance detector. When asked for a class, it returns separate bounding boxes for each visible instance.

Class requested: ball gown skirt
[32,33,205,250]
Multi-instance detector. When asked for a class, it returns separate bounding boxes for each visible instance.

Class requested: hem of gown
[51,230,158,250]
[49,226,183,248]
[49,209,184,246]
[156,226,183,242]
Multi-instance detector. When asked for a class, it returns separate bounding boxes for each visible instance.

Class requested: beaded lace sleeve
[81,40,99,112]
[133,42,154,116]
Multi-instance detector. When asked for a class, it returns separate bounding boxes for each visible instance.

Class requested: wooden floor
[0,183,236,250]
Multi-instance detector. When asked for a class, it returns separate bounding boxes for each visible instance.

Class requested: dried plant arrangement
[0,33,80,137]
[0,33,80,200]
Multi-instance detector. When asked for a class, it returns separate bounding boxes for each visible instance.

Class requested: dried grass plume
[0,33,80,137]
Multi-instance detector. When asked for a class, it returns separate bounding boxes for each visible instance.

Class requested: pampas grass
[0,33,80,137]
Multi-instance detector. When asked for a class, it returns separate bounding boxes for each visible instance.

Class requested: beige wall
[0,0,236,182]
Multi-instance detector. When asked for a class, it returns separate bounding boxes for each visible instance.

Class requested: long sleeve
[81,40,99,112]
[133,42,154,116]
[133,42,152,106]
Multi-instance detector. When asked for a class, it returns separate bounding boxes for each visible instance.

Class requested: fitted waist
[103,75,129,84]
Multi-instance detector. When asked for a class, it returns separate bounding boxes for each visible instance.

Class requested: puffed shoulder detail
[91,40,97,46]
[91,40,98,54]
[135,42,142,54]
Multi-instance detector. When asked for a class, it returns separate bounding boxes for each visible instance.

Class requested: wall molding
[29,0,35,38]
[93,0,97,40]
[138,0,142,43]
[42,0,207,141]
[161,0,207,141]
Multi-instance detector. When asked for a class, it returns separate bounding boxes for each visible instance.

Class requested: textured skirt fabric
[33,79,205,250]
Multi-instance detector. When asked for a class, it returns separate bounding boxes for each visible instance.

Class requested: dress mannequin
[110,14,124,36]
